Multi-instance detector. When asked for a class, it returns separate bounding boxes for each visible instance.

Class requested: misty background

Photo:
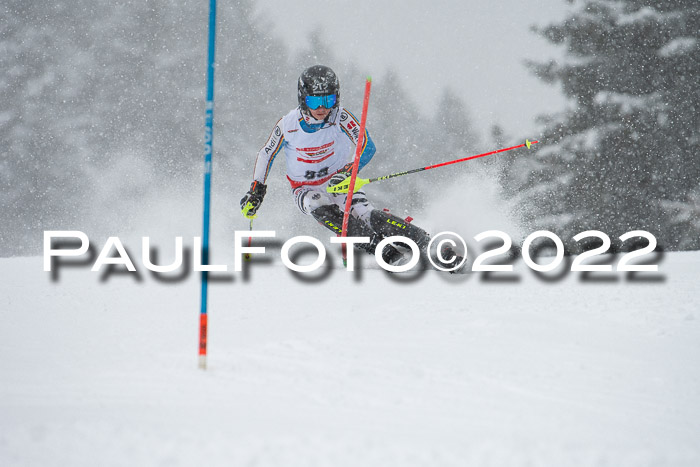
[1,0,698,257]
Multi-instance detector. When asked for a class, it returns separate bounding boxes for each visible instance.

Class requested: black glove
[240,181,267,218]
[328,172,348,191]
[327,163,355,195]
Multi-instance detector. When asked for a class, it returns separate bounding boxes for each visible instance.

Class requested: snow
[594,91,661,116]
[616,6,664,26]
[659,38,698,58]
[536,124,620,159]
[2,249,700,466]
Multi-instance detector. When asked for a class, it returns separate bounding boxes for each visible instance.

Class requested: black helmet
[298,65,340,111]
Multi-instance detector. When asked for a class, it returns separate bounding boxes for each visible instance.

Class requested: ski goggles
[305,94,337,110]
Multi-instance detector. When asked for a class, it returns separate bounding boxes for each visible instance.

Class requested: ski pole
[327,140,539,194]
[243,218,253,262]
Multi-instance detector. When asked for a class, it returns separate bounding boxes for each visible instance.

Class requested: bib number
[304,167,330,180]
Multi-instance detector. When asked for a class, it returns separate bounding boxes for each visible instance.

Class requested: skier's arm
[252,119,285,184]
[241,119,284,218]
[356,130,376,171]
[339,109,376,172]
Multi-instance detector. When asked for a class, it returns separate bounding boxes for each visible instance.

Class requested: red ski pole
[328,140,539,195]
[243,219,253,261]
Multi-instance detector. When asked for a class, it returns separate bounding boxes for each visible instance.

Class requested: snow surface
[1,250,700,466]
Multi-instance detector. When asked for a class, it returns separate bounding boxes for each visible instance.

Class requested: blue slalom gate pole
[199,0,217,370]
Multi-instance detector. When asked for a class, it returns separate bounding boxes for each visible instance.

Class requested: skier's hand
[327,163,354,195]
[240,181,267,218]
[328,171,348,186]
[328,172,349,196]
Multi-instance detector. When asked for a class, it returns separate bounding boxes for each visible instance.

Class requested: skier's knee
[295,188,329,215]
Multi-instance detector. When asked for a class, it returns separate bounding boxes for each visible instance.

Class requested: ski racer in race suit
[240,65,457,267]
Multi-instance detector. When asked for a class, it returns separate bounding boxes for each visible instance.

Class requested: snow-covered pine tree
[368,69,437,214]
[0,0,291,255]
[513,0,699,251]
[430,87,481,174]
[1,0,101,255]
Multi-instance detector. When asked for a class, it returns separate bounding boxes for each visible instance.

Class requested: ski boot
[437,244,467,274]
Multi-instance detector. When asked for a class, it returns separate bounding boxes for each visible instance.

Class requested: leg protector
[369,210,431,251]
[311,205,404,264]
[311,205,374,238]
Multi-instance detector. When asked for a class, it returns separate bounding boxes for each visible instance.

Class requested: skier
[240,65,461,269]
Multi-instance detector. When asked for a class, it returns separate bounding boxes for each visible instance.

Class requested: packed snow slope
[1,251,699,467]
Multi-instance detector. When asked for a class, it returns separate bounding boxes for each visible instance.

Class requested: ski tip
[366,76,372,82]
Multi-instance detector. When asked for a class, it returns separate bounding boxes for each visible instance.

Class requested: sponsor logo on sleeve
[264,126,282,154]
